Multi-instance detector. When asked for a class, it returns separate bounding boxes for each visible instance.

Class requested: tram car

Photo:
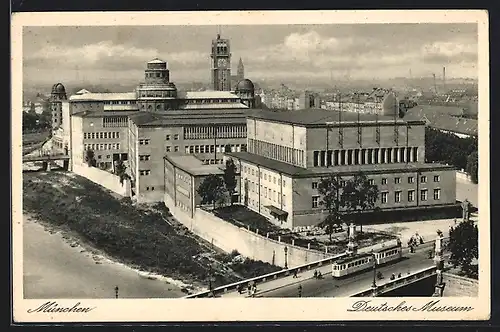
[373,244,403,265]
[331,243,403,278]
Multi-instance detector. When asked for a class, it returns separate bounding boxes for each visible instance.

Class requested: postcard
[12,10,490,323]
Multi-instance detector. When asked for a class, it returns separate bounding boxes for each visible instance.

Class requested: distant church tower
[211,34,232,91]
[237,57,245,82]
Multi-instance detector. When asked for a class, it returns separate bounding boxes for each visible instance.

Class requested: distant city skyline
[23,23,478,90]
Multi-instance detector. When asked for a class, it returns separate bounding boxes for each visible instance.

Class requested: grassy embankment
[23,172,281,292]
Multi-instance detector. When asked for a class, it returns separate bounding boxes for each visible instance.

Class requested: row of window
[138,90,176,98]
[247,181,286,206]
[248,138,305,168]
[145,186,155,191]
[166,134,180,141]
[166,146,180,152]
[309,175,440,189]
[201,159,225,165]
[103,100,136,105]
[381,188,441,203]
[243,168,287,187]
[183,125,246,140]
[103,116,128,128]
[84,132,120,140]
[184,144,247,154]
[139,170,151,176]
[311,188,442,208]
[84,143,121,151]
[312,147,419,167]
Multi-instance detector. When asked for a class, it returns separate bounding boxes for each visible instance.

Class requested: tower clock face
[218,58,228,67]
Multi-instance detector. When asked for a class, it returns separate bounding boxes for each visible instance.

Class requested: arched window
[148,105,152,109]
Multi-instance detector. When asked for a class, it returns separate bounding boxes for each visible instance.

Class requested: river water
[22,214,190,299]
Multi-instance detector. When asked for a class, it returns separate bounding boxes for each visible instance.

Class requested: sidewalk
[220,263,333,298]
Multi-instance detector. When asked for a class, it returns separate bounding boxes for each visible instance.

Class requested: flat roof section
[165,153,224,177]
[130,110,247,127]
[225,152,456,178]
[247,109,423,127]
[69,92,137,101]
[72,110,139,118]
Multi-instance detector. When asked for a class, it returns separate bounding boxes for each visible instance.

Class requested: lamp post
[208,263,213,294]
[371,253,378,297]
[284,246,288,269]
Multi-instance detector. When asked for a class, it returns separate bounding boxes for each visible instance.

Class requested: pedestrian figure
[317,271,323,279]
[398,273,402,278]
[298,285,302,298]
[391,273,395,280]
[247,284,251,295]
[313,270,318,279]
[293,270,298,278]
[237,284,242,294]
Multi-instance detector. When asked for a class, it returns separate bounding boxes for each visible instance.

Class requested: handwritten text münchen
[347,300,474,313]
[27,301,96,313]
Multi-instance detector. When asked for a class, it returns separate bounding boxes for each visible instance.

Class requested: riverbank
[23,213,195,298]
[22,171,281,295]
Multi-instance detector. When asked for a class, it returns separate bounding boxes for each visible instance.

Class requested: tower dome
[52,83,66,94]
[236,79,255,92]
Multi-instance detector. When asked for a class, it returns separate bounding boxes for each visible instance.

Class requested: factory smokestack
[443,66,446,93]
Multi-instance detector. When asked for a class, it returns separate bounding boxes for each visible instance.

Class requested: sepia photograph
[11,10,490,322]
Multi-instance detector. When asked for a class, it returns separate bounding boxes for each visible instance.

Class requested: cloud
[420,41,477,64]
[24,41,209,72]
[22,27,479,88]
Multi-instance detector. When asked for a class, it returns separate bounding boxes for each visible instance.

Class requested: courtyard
[212,205,396,254]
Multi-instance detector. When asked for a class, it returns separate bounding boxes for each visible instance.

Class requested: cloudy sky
[22,23,478,88]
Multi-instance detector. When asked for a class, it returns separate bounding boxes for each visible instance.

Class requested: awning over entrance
[265,205,288,218]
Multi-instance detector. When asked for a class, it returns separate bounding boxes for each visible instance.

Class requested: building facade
[128,110,248,202]
[226,109,458,229]
[164,153,236,217]
[70,110,131,170]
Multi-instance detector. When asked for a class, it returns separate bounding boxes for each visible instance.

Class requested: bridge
[22,152,70,171]
[185,239,440,299]
[350,266,437,297]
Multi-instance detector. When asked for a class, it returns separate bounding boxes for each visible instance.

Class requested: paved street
[221,241,436,298]
[258,246,435,297]
[23,215,187,299]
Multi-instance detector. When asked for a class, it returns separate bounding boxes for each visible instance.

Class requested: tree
[466,151,478,184]
[342,172,379,233]
[114,159,129,184]
[197,174,226,210]
[447,219,478,278]
[85,149,97,167]
[29,102,36,114]
[318,174,344,242]
[223,158,237,205]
